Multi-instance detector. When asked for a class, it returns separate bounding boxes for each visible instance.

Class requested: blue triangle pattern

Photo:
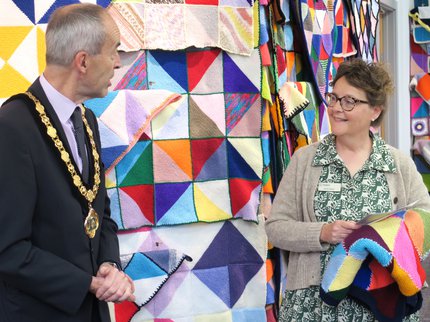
[12,0,35,23]
[193,267,230,307]
[155,182,192,222]
[101,145,128,170]
[116,141,151,184]
[124,253,166,280]
[156,185,197,225]
[229,263,262,306]
[196,140,228,181]
[226,141,260,180]
[38,0,79,24]
[85,91,119,117]
[414,103,429,118]
[147,50,188,93]
[223,53,259,93]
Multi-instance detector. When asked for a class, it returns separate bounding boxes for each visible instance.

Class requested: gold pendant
[84,207,99,238]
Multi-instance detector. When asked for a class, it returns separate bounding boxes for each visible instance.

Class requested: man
[0,3,135,321]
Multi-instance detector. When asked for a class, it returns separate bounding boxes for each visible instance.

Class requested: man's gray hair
[45,3,108,66]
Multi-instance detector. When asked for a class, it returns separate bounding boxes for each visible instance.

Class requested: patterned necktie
[71,107,89,183]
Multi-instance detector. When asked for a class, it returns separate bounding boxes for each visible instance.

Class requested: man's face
[82,16,121,99]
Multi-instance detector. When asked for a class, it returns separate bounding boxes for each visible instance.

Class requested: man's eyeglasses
[325,92,369,112]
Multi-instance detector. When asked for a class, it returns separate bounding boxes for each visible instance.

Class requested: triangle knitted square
[38,0,83,24]
[156,185,198,226]
[187,49,223,93]
[225,93,260,135]
[411,97,428,118]
[223,52,259,93]
[194,181,232,221]
[125,252,166,280]
[189,97,225,138]
[13,26,46,80]
[229,263,263,306]
[0,63,32,98]
[117,141,153,186]
[151,96,189,140]
[120,185,155,227]
[193,267,230,307]
[187,49,221,92]
[114,51,148,90]
[154,182,192,223]
[0,27,32,61]
[190,94,226,136]
[191,138,225,179]
[153,139,192,181]
[147,50,188,92]
[229,178,261,218]
[193,221,263,305]
[227,139,261,180]
[1,1,33,25]
[195,140,228,181]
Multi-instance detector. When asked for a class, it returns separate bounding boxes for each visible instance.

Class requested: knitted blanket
[108,0,255,56]
[320,208,430,322]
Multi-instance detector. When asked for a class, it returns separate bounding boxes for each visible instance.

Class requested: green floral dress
[278,134,420,322]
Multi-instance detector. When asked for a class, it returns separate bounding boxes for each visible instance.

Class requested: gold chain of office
[25,91,101,238]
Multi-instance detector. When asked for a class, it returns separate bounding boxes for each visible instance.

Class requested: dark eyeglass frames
[325,92,369,112]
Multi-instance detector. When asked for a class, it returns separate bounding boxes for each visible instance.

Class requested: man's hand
[90,263,136,303]
[320,220,361,244]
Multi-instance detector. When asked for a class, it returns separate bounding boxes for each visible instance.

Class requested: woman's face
[327,77,381,139]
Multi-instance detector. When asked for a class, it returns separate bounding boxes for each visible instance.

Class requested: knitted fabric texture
[320,208,430,322]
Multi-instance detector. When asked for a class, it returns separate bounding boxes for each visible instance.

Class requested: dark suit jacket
[0,79,120,321]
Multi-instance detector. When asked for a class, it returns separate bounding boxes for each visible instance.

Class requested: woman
[265,59,430,321]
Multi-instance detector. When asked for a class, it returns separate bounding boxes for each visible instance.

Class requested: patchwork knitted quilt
[108,0,256,55]
[86,46,263,230]
[320,208,430,322]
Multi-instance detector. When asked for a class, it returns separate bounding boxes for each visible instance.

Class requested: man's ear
[74,51,88,73]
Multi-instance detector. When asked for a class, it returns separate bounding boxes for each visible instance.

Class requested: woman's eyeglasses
[325,92,369,112]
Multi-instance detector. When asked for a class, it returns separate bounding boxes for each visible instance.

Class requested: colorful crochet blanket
[108,0,256,55]
[321,208,430,322]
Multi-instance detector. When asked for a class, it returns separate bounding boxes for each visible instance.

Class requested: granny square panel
[0,0,111,105]
[114,215,267,321]
[321,208,430,322]
[108,0,255,55]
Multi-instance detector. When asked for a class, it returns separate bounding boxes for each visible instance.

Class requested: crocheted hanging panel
[0,0,111,105]
[114,216,267,321]
[321,208,430,322]
[87,48,263,230]
[349,0,380,62]
[108,0,255,55]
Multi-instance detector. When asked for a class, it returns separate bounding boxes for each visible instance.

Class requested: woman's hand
[320,220,361,244]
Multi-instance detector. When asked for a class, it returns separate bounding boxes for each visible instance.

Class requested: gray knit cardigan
[265,141,430,290]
